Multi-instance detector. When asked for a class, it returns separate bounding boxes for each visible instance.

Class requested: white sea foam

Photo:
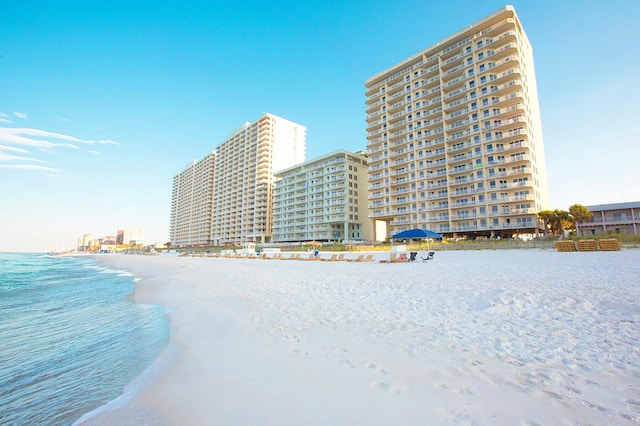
[72,340,179,425]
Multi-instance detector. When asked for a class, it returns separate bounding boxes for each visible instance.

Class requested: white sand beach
[87,249,640,425]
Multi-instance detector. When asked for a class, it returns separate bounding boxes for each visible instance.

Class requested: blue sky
[1,0,639,252]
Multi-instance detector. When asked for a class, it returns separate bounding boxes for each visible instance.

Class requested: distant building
[170,153,217,247]
[579,202,640,236]
[77,234,93,251]
[101,235,117,245]
[273,150,372,243]
[116,226,144,245]
[211,113,306,245]
[89,239,100,251]
[365,6,548,240]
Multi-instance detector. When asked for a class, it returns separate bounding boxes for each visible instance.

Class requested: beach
[88,249,640,425]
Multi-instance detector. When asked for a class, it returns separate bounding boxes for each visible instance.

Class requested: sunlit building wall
[365,6,548,239]
[212,113,306,245]
[170,153,217,247]
[273,150,371,243]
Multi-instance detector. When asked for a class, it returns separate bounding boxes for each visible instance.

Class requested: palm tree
[537,210,555,236]
[538,209,573,236]
[569,204,593,236]
[554,209,574,236]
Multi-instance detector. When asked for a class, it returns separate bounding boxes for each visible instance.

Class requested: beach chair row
[182,252,376,262]
[260,253,376,262]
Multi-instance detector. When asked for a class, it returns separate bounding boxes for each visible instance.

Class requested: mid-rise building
[365,6,548,239]
[212,113,306,245]
[273,150,372,242]
[169,153,217,247]
[579,201,640,236]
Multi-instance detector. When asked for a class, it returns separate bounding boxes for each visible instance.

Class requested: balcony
[448,166,471,176]
[368,192,386,201]
[481,19,515,38]
[449,176,476,187]
[368,172,388,182]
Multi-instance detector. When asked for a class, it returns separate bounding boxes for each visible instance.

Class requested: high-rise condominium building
[170,152,217,247]
[212,113,306,245]
[365,6,548,239]
[273,150,372,243]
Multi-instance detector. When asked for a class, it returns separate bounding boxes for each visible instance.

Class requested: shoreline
[85,250,639,425]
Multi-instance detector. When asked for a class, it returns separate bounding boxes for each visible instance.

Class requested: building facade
[169,153,217,247]
[579,202,640,236]
[116,226,145,245]
[272,150,372,243]
[211,113,306,245]
[365,6,548,240]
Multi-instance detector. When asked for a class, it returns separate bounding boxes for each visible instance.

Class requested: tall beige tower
[365,6,548,240]
[212,113,306,245]
[170,152,217,247]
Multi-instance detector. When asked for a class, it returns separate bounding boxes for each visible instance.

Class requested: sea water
[0,253,170,425]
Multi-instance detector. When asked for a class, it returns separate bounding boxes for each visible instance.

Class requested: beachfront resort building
[170,113,306,247]
[170,152,217,247]
[365,6,548,240]
[272,150,373,243]
[578,201,640,236]
[212,113,306,245]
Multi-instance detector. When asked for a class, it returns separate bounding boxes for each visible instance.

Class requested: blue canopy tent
[392,228,443,240]
[391,228,443,251]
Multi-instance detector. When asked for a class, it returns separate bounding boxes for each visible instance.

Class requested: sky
[1,0,639,252]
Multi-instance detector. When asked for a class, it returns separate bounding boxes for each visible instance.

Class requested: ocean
[0,253,170,425]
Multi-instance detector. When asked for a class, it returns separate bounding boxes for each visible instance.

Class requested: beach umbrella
[391,228,442,240]
[391,228,442,250]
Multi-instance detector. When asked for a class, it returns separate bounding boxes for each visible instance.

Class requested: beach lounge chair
[300,253,317,261]
[321,254,338,262]
[379,253,396,263]
[347,255,365,262]
[390,253,408,263]
[421,251,435,262]
[356,255,375,262]
[334,253,346,261]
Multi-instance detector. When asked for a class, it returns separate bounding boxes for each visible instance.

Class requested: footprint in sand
[366,362,387,375]
[339,359,355,368]
[624,399,640,414]
[370,381,391,391]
